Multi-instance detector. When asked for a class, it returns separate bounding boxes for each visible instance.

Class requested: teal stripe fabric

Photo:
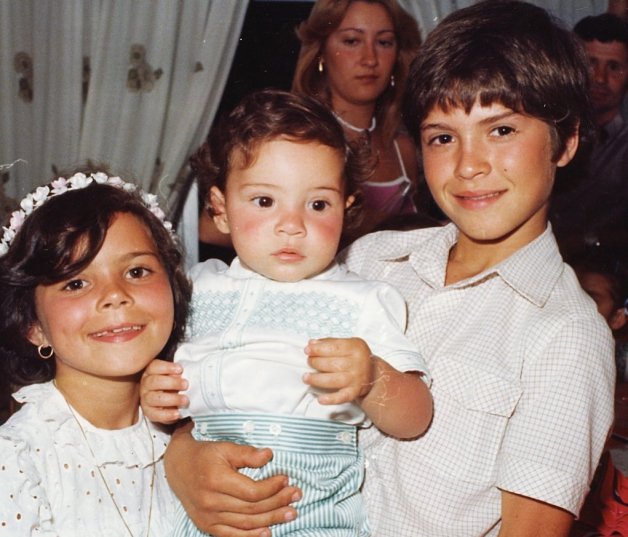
[171,413,370,536]
[193,413,358,454]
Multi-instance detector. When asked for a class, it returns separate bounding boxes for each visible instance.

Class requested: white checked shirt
[339,224,615,536]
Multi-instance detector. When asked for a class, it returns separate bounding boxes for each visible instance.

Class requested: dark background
[216,1,314,119]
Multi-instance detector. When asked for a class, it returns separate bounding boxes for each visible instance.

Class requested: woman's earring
[318,58,324,73]
[37,344,54,359]
[390,74,396,87]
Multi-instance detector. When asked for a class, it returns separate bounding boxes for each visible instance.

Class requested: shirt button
[243,420,255,434]
[269,423,282,436]
[337,431,352,444]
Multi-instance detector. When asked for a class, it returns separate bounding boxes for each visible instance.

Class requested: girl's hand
[303,338,375,405]
[140,359,189,424]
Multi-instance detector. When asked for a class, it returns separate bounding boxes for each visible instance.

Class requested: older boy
[145,1,615,536]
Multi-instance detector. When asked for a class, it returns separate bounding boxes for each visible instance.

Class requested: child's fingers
[307,354,346,373]
[303,370,350,390]
[141,371,188,393]
[143,405,182,424]
[317,387,356,406]
[143,358,183,376]
[303,370,358,405]
[306,337,369,352]
[304,338,345,357]
[141,389,188,424]
[140,366,189,425]
[142,387,189,409]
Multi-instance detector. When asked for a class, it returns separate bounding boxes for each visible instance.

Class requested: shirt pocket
[427,358,523,486]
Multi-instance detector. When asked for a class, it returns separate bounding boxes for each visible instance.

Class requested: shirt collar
[377,223,564,307]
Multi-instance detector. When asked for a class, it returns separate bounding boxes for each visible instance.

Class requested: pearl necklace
[332,111,376,134]
[55,382,155,537]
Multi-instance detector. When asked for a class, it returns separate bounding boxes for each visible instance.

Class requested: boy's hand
[166,423,301,537]
[140,358,189,424]
[303,338,375,405]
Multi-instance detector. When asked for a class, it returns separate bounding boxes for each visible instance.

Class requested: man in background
[551,13,628,253]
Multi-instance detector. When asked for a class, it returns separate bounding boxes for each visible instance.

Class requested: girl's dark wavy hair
[0,176,191,386]
[191,88,372,238]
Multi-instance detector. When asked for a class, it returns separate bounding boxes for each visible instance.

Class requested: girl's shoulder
[0,382,68,449]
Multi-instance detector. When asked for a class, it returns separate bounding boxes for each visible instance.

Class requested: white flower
[9,210,26,231]
[150,207,166,221]
[1,172,174,257]
[50,178,69,195]
[142,192,158,206]
[69,173,92,189]
[107,176,125,187]
[32,186,51,207]
[2,228,15,244]
[20,194,35,214]
[92,172,109,184]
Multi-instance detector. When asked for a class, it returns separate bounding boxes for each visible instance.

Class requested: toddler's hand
[303,338,375,405]
[140,359,189,424]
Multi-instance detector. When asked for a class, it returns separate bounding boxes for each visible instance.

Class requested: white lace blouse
[0,382,175,536]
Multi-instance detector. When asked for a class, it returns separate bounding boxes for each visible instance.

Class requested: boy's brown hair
[403,0,595,174]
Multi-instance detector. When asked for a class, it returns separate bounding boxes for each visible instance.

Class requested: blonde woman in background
[293,0,429,241]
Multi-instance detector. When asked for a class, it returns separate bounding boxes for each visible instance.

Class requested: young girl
[142,89,432,537]
[0,171,192,536]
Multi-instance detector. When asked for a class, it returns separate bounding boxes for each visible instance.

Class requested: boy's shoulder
[510,247,614,354]
[547,261,611,323]
[339,225,450,268]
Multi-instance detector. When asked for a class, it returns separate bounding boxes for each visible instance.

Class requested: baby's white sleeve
[356,281,431,384]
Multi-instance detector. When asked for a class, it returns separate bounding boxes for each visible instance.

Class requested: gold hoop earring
[390,74,395,87]
[37,344,54,359]
[318,58,324,73]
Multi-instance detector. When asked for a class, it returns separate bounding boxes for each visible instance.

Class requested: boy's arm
[165,422,301,537]
[305,338,432,438]
[498,491,573,537]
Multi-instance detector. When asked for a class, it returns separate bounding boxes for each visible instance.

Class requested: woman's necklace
[332,111,376,134]
[54,381,155,537]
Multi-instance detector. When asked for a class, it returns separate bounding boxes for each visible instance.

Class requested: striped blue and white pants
[172,413,370,537]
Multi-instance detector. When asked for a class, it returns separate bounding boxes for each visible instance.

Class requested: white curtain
[0,0,247,222]
[400,0,608,37]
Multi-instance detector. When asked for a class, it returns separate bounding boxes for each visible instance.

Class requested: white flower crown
[0,171,173,257]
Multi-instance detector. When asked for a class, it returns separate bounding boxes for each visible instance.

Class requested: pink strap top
[361,140,417,217]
